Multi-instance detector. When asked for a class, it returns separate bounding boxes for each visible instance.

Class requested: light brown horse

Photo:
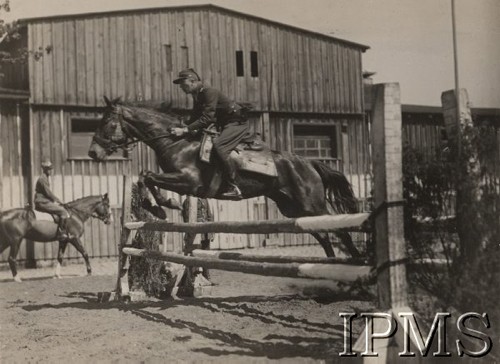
[88,97,361,258]
[0,194,111,282]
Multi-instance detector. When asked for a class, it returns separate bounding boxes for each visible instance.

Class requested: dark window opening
[71,118,100,133]
[236,50,244,77]
[163,44,172,72]
[250,51,258,77]
[69,117,127,160]
[293,125,338,160]
[181,46,189,68]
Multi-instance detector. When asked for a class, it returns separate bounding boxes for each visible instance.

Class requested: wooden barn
[1,4,372,266]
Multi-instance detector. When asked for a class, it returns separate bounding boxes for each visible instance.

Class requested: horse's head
[93,193,112,224]
[88,96,131,161]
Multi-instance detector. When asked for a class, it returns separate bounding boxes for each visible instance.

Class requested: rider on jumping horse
[34,160,74,240]
[171,68,250,199]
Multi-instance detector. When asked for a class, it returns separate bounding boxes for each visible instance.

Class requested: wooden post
[115,175,136,296]
[371,83,407,309]
[183,195,199,254]
[441,89,481,261]
[353,83,411,362]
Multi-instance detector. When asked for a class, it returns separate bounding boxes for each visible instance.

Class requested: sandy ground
[0,246,374,363]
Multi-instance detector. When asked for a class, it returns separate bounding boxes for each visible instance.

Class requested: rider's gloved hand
[172,127,188,137]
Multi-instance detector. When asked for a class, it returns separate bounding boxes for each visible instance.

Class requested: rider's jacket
[185,86,245,132]
[34,174,61,205]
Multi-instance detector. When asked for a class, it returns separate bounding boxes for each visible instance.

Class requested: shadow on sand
[21,292,372,360]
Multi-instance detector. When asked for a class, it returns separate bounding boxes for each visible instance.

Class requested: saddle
[199,129,277,177]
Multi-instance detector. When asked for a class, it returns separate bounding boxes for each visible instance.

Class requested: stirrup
[244,142,264,151]
[58,231,70,240]
[221,184,243,199]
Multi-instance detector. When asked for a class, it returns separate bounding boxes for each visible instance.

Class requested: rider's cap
[41,160,53,169]
[173,68,201,84]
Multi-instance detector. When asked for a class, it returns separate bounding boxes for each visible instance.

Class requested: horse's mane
[120,101,182,127]
[67,195,101,208]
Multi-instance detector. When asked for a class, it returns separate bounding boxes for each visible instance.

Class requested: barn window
[163,44,173,72]
[293,125,339,162]
[235,50,244,77]
[68,117,127,160]
[181,46,189,68]
[250,51,258,77]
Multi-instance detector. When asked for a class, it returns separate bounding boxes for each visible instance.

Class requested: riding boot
[58,218,72,240]
[220,159,243,199]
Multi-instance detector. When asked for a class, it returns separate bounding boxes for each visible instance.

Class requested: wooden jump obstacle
[106,83,411,361]
[114,211,375,299]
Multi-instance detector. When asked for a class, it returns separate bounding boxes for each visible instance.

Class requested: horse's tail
[311,160,358,214]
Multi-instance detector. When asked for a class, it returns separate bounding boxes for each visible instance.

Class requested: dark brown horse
[88,97,360,258]
[0,194,111,282]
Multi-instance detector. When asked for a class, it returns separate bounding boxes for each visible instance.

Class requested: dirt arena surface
[0,247,374,363]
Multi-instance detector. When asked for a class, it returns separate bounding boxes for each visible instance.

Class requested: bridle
[92,105,173,154]
[63,198,111,223]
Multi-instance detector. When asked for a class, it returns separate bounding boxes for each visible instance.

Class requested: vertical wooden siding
[0,101,30,263]
[402,113,443,156]
[28,9,364,114]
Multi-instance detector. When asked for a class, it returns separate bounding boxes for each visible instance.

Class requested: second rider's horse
[0,194,111,282]
[89,97,360,258]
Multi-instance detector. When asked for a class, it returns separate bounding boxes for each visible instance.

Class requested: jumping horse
[0,194,111,282]
[88,97,361,258]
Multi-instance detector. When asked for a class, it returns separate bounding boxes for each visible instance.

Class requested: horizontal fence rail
[191,249,367,265]
[124,213,370,234]
[122,247,372,281]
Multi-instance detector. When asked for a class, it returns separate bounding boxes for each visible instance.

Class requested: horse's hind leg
[70,238,92,276]
[311,232,336,257]
[335,231,361,258]
[311,232,361,258]
[54,240,68,278]
[8,239,22,282]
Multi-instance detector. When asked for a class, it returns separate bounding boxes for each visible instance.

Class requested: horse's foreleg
[54,241,69,278]
[8,239,22,282]
[70,238,92,276]
[141,171,194,209]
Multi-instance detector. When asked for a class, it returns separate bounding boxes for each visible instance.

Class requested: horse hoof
[141,198,153,210]
[87,272,92,276]
[13,276,22,283]
[152,207,167,220]
[165,198,183,211]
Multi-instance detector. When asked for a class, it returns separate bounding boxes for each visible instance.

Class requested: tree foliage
[403,120,500,344]
[0,0,46,76]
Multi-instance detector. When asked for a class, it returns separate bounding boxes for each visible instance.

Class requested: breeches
[213,122,250,159]
[35,202,69,219]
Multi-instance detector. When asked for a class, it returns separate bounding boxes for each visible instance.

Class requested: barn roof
[18,3,370,51]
